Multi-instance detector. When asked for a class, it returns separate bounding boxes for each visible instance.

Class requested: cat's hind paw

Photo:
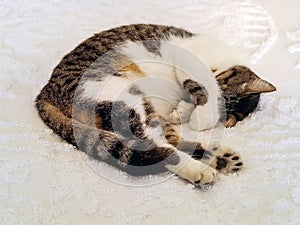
[210,145,243,174]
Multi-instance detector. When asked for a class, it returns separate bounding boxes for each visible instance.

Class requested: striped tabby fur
[36,24,275,187]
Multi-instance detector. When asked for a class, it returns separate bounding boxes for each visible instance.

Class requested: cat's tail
[35,90,124,155]
[35,92,133,167]
[35,92,76,145]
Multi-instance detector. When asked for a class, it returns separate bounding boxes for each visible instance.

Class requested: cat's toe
[221,152,243,173]
[193,166,217,189]
[176,159,218,188]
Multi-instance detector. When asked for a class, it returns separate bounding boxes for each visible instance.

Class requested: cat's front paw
[169,100,195,124]
[189,104,219,131]
[177,159,217,188]
[225,114,237,128]
[182,79,208,106]
[208,144,243,174]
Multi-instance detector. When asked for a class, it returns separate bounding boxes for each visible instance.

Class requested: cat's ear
[241,78,276,95]
[215,69,234,81]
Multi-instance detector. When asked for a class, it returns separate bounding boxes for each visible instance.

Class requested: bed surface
[1,0,300,224]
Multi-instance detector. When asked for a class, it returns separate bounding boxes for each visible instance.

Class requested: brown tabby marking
[164,122,180,146]
[119,63,146,77]
[216,65,276,97]
[182,79,208,105]
[216,65,276,127]
[35,24,275,186]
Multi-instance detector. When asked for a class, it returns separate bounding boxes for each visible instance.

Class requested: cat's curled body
[36,24,275,188]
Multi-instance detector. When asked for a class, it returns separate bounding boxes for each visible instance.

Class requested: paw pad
[212,146,243,174]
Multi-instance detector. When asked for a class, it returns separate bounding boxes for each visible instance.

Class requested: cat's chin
[189,104,219,131]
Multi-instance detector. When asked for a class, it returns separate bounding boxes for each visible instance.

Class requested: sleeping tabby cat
[36,24,276,188]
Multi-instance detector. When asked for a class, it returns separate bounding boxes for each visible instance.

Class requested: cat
[36,24,276,188]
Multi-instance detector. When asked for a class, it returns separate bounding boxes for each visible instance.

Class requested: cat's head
[215,65,276,127]
[215,65,276,98]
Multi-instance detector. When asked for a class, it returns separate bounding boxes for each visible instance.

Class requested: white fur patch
[143,125,171,147]
[168,35,249,72]
[81,78,147,124]
[189,103,220,131]
[81,35,247,131]
[165,150,192,174]
[81,77,132,102]
[168,100,195,124]
[121,37,223,127]
[165,150,216,185]
[166,36,224,130]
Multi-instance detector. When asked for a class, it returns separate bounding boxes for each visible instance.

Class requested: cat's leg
[73,119,134,165]
[174,71,220,131]
[78,91,217,186]
[164,123,243,174]
[175,71,209,106]
[165,149,217,188]
[73,119,186,178]
[140,114,217,187]
[119,122,218,186]
[128,97,217,187]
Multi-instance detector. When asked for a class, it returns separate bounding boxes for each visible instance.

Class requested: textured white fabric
[1,0,300,224]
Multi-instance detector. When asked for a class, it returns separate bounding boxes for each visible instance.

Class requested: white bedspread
[1,0,300,224]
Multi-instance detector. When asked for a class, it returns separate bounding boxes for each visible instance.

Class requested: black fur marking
[192,149,212,160]
[143,100,156,116]
[223,93,260,123]
[142,99,161,127]
[128,85,144,96]
[95,101,114,131]
[192,150,206,160]
[174,141,208,158]
[147,120,160,128]
[142,40,162,56]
